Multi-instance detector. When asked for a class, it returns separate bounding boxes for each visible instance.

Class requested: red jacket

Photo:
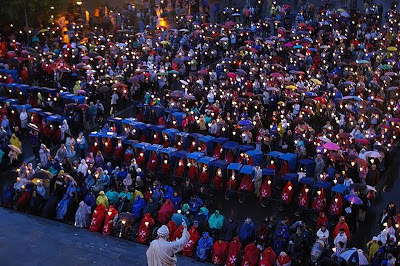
[102,205,118,235]
[258,247,276,266]
[212,240,229,265]
[157,199,176,224]
[225,237,242,266]
[137,213,155,244]
[242,243,260,266]
[182,225,200,257]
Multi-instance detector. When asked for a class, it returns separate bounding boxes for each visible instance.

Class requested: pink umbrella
[82,56,90,60]
[198,69,208,75]
[270,72,282,78]
[323,142,340,151]
[284,42,293,47]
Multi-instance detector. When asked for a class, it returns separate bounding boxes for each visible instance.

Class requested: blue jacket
[196,232,213,260]
[132,196,145,218]
[56,194,70,220]
[239,222,256,244]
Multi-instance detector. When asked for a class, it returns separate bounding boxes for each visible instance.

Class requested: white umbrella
[340,248,369,265]
[179,80,188,85]
[232,13,241,16]
[179,29,189,32]
[341,11,350,18]
[318,136,331,143]
[8,145,22,154]
[366,185,377,192]
[220,37,229,42]
[365,151,382,158]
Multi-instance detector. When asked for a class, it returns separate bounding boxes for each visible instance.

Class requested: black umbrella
[32,170,53,179]
[170,90,185,98]
[97,86,110,93]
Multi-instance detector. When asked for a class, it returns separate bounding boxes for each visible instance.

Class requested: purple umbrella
[323,142,340,151]
[344,194,363,205]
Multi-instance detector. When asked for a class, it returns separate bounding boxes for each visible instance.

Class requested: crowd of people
[0,0,400,265]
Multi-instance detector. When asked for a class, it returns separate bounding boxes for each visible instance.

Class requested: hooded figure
[242,242,260,266]
[196,232,214,261]
[333,216,350,240]
[258,246,276,266]
[297,184,310,208]
[225,149,235,164]
[137,213,155,244]
[175,159,185,177]
[182,224,201,257]
[276,251,291,266]
[102,205,118,235]
[329,194,343,217]
[315,212,328,231]
[166,220,178,239]
[56,192,71,220]
[157,199,176,224]
[239,174,253,193]
[132,195,145,218]
[259,177,273,201]
[75,201,91,228]
[147,151,158,172]
[188,162,199,180]
[212,239,229,265]
[239,218,256,246]
[89,203,107,232]
[171,211,191,227]
[143,197,159,218]
[208,210,225,230]
[146,222,190,266]
[220,218,239,242]
[226,236,242,266]
[312,189,326,212]
[281,181,294,204]
[199,166,210,184]
[161,158,171,179]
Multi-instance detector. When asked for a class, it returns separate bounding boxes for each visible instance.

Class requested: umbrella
[227,72,236,79]
[387,46,397,52]
[340,11,350,18]
[77,104,89,109]
[76,90,86,95]
[344,195,363,205]
[355,139,370,145]
[199,69,208,75]
[323,142,340,151]
[327,152,342,162]
[366,185,377,192]
[174,58,183,64]
[318,136,331,143]
[180,80,188,85]
[355,158,369,167]
[310,78,322,85]
[379,64,392,70]
[169,70,179,75]
[236,69,247,75]
[97,86,110,93]
[365,151,381,158]
[32,170,53,179]
[8,145,21,154]
[340,248,369,265]
[170,90,185,98]
[28,123,40,132]
[238,120,252,126]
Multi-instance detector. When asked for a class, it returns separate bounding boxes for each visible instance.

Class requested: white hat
[157,225,169,237]
[372,236,378,241]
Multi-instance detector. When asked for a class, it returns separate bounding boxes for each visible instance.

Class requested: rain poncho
[182,225,201,257]
[89,203,107,232]
[208,210,225,230]
[132,195,145,218]
[225,237,242,266]
[259,247,277,266]
[143,199,158,218]
[75,201,91,228]
[56,194,71,220]
[212,240,229,265]
[157,199,176,224]
[242,242,260,266]
[239,221,256,245]
[102,205,118,235]
[171,212,190,227]
[196,232,214,261]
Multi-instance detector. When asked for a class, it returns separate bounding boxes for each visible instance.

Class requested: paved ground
[0,207,206,266]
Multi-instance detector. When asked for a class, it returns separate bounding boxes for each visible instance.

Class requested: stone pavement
[0,208,208,266]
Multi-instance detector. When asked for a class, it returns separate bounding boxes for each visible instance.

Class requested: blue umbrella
[344,194,363,205]
[238,120,252,126]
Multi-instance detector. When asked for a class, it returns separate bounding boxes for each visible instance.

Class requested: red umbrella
[355,139,370,145]
[355,158,369,167]
[314,97,327,104]
[198,69,208,75]
[248,47,258,53]
[270,72,282,78]
[77,104,89,109]
[227,72,237,79]
[327,152,343,162]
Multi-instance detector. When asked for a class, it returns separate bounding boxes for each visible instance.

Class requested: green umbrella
[379,64,392,70]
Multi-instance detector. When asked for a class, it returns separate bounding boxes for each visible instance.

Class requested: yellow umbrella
[311,78,322,85]
[39,29,49,33]
[337,8,345,12]
[161,41,170,45]
[277,101,285,106]
[387,46,397,52]
[286,85,297,90]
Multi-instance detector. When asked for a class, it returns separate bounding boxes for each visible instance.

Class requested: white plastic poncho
[146,226,190,266]
[75,201,91,228]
